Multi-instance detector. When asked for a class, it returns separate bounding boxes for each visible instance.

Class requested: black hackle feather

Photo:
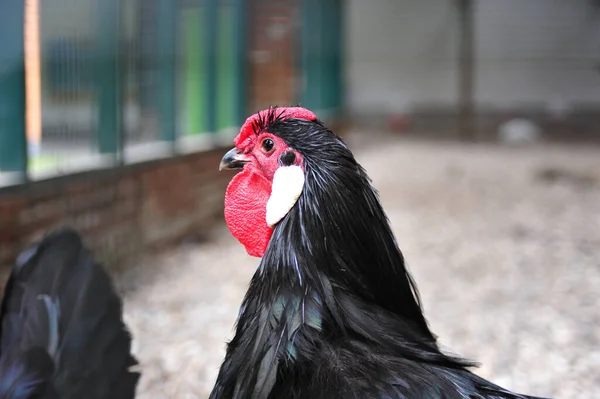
[0,227,140,399]
[211,114,549,399]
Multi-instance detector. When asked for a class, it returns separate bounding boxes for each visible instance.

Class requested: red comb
[234,107,317,147]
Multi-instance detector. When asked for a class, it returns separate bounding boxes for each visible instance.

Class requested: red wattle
[224,167,273,258]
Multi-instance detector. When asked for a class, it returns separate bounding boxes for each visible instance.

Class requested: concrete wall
[345,0,600,115]
[346,0,458,114]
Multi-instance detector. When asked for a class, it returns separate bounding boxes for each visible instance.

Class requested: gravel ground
[121,137,600,399]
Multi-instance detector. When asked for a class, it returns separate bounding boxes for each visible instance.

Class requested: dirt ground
[121,136,600,399]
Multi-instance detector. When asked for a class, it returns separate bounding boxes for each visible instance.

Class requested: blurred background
[1,0,599,398]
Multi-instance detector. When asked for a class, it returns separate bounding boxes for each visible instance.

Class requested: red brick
[0,150,230,273]
[249,0,298,111]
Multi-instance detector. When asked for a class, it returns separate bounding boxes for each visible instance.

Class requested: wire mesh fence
[0,0,247,186]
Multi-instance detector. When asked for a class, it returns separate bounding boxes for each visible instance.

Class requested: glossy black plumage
[211,109,548,399]
[0,227,140,399]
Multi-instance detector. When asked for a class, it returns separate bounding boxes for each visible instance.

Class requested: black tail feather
[0,227,140,399]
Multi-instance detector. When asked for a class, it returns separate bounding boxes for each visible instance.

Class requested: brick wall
[0,148,232,275]
[246,0,348,136]
[248,0,299,112]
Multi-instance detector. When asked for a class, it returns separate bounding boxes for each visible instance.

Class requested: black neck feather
[210,119,445,399]
[266,118,435,341]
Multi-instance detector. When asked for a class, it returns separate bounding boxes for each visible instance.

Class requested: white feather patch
[266,165,305,227]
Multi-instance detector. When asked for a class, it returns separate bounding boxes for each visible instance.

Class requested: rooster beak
[220,148,250,171]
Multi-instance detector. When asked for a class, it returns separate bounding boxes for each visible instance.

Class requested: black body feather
[0,227,140,399]
[211,110,548,399]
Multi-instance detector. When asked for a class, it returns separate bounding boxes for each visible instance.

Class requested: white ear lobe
[266,165,305,227]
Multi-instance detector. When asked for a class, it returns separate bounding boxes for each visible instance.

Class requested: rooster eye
[261,138,275,153]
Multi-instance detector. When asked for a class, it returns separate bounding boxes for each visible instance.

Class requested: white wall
[345,0,600,113]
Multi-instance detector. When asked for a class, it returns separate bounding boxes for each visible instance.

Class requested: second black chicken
[0,228,139,399]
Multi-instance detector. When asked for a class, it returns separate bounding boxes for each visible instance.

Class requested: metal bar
[233,0,248,125]
[0,0,28,176]
[300,0,323,111]
[96,0,122,156]
[206,0,219,134]
[25,0,42,158]
[157,0,177,143]
[332,0,344,113]
[320,0,330,111]
[299,0,311,108]
[138,0,159,119]
[181,5,206,135]
[325,0,337,112]
[457,0,476,140]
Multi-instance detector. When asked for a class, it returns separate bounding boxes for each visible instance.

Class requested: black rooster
[0,227,140,399]
[212,106,548,399]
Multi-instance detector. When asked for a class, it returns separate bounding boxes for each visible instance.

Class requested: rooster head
[219,106,317,257]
